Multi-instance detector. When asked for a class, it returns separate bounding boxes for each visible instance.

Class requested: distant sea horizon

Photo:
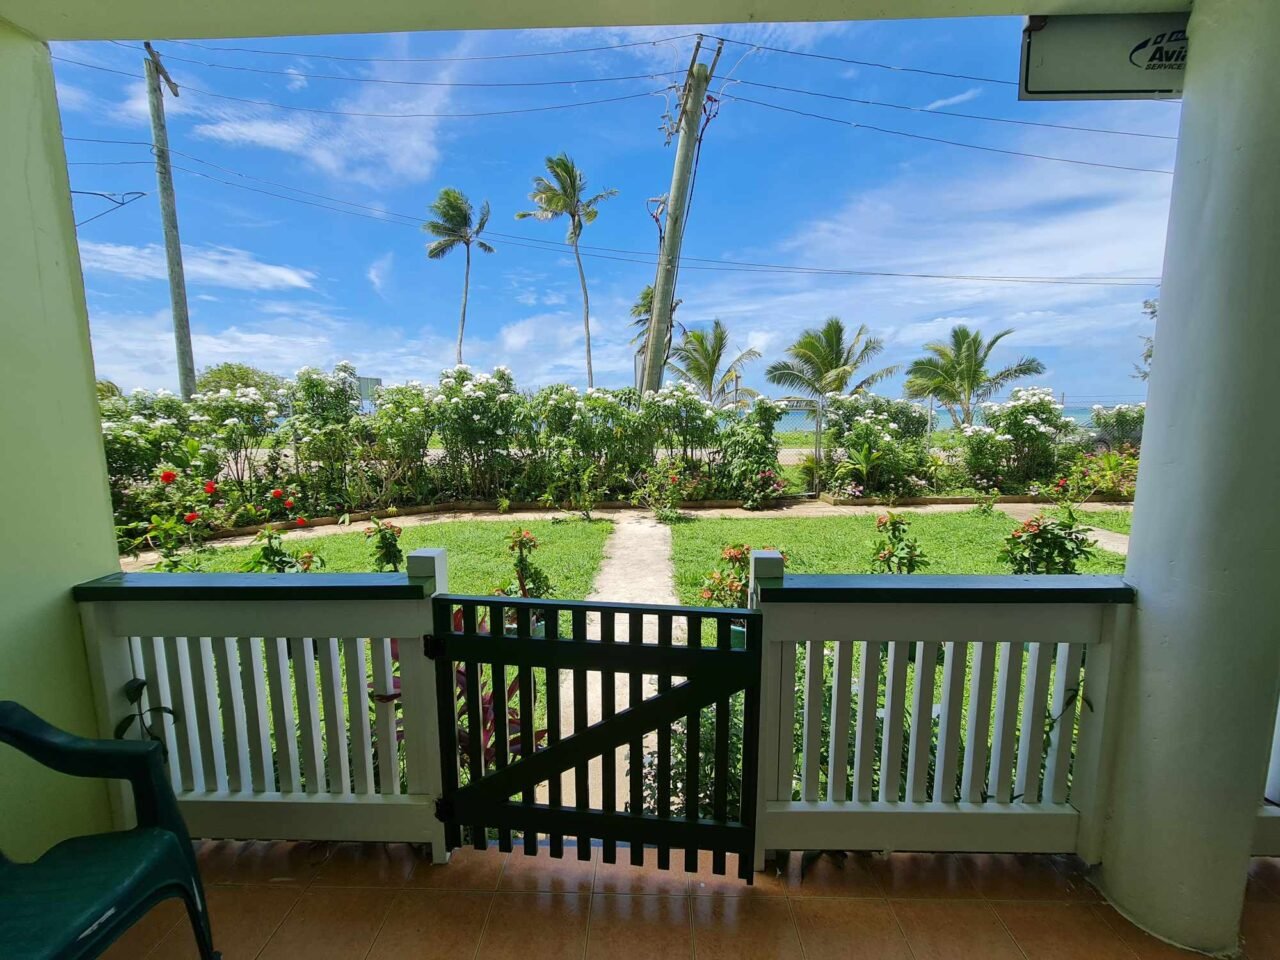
[775,404,1139,434]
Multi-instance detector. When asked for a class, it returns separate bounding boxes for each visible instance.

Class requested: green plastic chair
[0,701,219,960]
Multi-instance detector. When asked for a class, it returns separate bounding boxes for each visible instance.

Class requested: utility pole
[639,39,721,393]
[144,42,196,399]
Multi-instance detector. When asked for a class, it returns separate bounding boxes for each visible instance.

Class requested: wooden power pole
[144,42,196,399]
[639,40,721,393]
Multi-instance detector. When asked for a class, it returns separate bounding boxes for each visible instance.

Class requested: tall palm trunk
[456,243,471,365]
[572,237,593,387]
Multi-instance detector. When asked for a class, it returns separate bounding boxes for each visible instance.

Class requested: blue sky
[53,17,1176,405]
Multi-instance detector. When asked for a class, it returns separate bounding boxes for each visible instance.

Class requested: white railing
[75,550,450,858]
[748,552,1132,868]
[1257,699,1280,853]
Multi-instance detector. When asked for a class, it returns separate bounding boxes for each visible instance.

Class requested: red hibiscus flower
[183,511,200,524]
[160,470,178,484]
[203,480,217,495]
[271,488,284,499]
[296,517,307,526]
[284,498,294,508]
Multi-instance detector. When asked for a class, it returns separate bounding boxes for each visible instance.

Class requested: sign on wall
[1020,13,1188,101]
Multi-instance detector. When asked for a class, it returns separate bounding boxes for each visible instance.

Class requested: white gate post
[749,550,786,871]
[78,603,138,830]
[405,548,451,864]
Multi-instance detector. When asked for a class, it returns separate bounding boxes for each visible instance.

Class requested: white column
[1102,0,1280,952]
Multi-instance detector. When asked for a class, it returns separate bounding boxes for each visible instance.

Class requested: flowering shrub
[716,397,785,509]
[825,394,931,495]
[1061,446,1140,500]
[1001,515,1095,574]
[365,515,405,572]
[497,528,552,598]
[1091,402,1145,449]
[963,387,1078,491]
[240,528,325,573]
[632,457,697,523]
[869,513,929,574]
[699,543,785,608]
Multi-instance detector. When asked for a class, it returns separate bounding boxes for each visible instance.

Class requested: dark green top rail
[436,593,755,619]
[758,574,1134,604]
[73,572,427,602]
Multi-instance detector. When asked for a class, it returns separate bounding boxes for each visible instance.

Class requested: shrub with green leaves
[1000,514,1095,574]
[1090,402,1145,449]
[824,394,931,496]
[716,397,785,509]
[963,387,1077,491]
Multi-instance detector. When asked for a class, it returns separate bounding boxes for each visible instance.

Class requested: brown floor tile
[690,896,803,960]
[147,885,299,960]
[959,853,1096,901]
[409,844,507,890]
[872,852,982,899]
[594,846,691,895]
[498,844,597,893]
[1251,860,1280,902]
[1243,902,1280,960]
[198,838,331,887]
[689,851,787,897]
[310,841,421,887]
[257,887,393,960]
[776,850,883,898]
[586,895,693,960]
[995,901,1134,959]
[477,893,590,960]
[1091,903,1206,959]
[365,889,492,960]
[100,898,185,960]
[891,899,1023,960]
[791,898,913,960]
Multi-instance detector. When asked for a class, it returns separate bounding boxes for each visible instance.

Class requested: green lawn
[777,429,815,449]
[1071,508,1133,535]
[671,511,1125,603]
[195,518,614,598]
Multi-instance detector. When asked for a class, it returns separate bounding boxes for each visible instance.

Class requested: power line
[162,33,700,63]
[70,189,147,226]
[711,34,1018,86]
[145,47,683,89]
[139,156,1158,286]
[51,56,670,118]
[723,94,1175,174]
[732,78,1176,140]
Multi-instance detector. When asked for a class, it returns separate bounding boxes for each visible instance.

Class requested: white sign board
[1020,13,1188,101]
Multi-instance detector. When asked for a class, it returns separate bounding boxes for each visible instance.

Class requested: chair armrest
[0,701,183,838]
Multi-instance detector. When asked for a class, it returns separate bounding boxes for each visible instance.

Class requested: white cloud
[923,88,982,111]
[284,67,308,92]
[366,251,394,296]
[79,241,316,291]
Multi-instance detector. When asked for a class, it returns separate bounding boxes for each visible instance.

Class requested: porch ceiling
[3,0,1192,42]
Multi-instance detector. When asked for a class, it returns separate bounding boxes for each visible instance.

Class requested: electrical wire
[160,33,701,63]
[723,94,1175,174]
[711,34,1017,86]
[51,56,669,118]
[71,190,147,226]
[733,78,1176,140]
[112,42,682,88]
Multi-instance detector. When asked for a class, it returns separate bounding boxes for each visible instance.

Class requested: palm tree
[667,319,761,407]
[516,154,616,387]
[424,188,493,365]
[766,317,899,471]
[903,325,1045,427]
[95,379,121,400]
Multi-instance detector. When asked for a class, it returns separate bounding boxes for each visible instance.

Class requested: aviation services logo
[1129,28,1188,72]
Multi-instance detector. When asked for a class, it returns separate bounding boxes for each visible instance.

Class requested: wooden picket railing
[73,555,448,855]
[747,552,1134,867]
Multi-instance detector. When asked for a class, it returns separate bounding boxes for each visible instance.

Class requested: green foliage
[825,394,932,497]
[904,324,1045,427]
[869,512,929,574]
[666,319,761,407]
[498,527,552,598]
[1062,446,1140,500]
[1001,514,1095,574]
[364,515,405,572]
[195,362,285,397]
[961,387,1077,491]
[632,457,696,524]
[715,398,785,509]
[240,528,325,573]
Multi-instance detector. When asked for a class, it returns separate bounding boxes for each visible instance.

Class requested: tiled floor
[103,843,1280,959]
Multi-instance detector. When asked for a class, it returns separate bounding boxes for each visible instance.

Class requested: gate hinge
[434,796,454,822]
[423,633,445,659]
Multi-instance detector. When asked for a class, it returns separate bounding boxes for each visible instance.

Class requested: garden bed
[817,492,1134,507]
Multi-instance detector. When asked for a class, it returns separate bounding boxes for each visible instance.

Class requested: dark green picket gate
[427,595,762,882]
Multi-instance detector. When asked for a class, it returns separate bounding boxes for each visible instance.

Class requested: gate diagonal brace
[451,676,742,808]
